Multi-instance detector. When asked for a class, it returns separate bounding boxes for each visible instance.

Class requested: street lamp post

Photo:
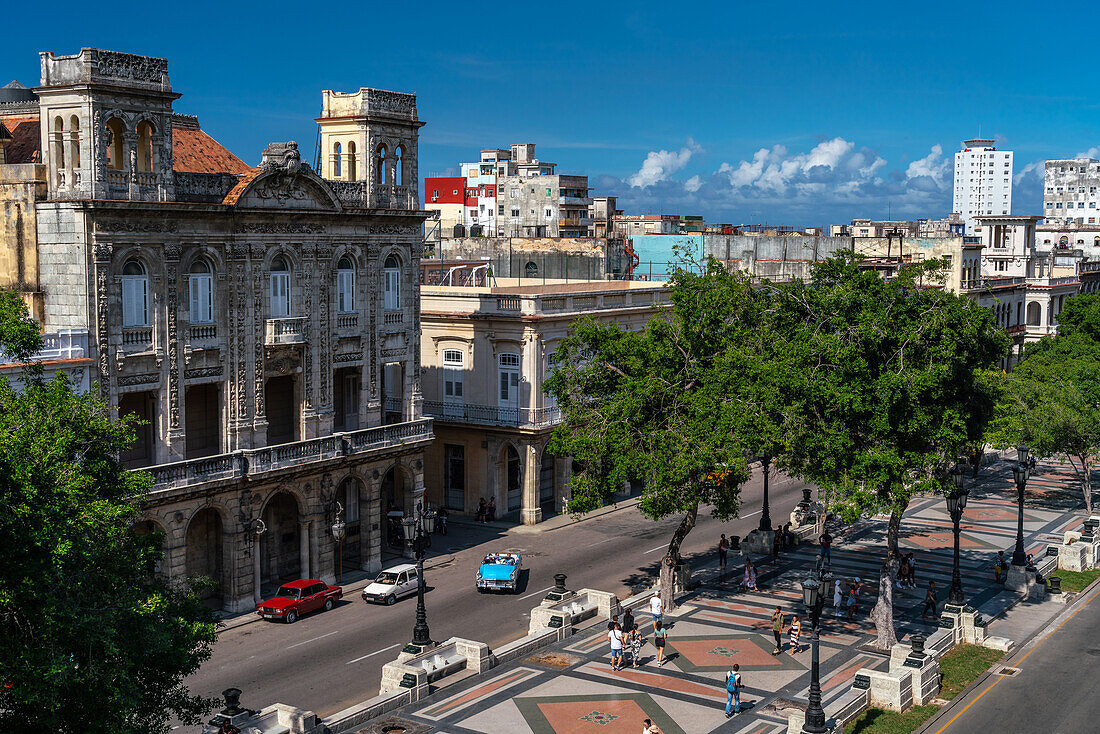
[1011,445,1031,568]
[407,499,437,649]
[946,465,970,606]
[330,502,346,586]
[759,454,773,532]
[800,565,832,734]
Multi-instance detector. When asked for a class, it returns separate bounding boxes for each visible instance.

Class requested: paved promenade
[358,456,1087,733]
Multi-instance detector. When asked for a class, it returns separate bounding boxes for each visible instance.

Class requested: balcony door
[334,368,360,431]
[265,376,297,446]
[185,383,221,459]
[118,391,155,469]
[442,349,464,420]
[444,444,465,510]
[497,353,520,424]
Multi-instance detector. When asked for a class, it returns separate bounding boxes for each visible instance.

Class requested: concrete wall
[0,163,46,321]
[35,202,88,332]
[438,237,624,280]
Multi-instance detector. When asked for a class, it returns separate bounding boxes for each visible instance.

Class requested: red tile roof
[221,166,265,206]
[172,125,249,175]
[0,117,41,164]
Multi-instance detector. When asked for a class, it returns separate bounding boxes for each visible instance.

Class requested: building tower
[952,138,1013,235]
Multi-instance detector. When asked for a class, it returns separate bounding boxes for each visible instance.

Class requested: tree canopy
[545,259,766,609]
[773,255,1008,647]
[0,290,218,733]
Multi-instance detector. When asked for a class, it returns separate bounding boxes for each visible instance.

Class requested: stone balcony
[141,418,434,493]
[265,317,308,345]
[422,401,561,429]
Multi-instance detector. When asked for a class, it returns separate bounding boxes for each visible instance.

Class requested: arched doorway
[539,450,555,514]
[261,492,301,590]
[338,477,362,571]
[185,508,225,608]
[505,445,522,514]
[382,466,410,548]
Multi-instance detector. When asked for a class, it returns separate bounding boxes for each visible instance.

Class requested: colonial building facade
[0,48,433,612]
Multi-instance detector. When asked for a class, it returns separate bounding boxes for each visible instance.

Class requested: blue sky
[5,0,1099,226]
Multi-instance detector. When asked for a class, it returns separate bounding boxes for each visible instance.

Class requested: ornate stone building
[0,48,433,612]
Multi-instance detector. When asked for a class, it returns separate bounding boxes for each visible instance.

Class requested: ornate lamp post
[407,499,437,650]
[946,465,970,605]
[800,564,832,734]
[759,454,773,532]
[330,502,346,586]
[1011,445,1031,568]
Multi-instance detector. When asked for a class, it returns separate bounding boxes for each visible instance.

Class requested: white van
[362,563,420,605]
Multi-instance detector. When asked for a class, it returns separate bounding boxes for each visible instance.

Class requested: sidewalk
[350,456,1087,733]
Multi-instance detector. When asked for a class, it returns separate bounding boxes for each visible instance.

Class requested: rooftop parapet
[320,87,418,121]
[39,48,171,93]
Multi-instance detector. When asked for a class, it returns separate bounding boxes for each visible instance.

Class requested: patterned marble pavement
[356,458,1088,733]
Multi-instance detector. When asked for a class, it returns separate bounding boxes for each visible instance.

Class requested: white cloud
[627,138,702,188]
[715,137,887,195]
[1075,146,1100,159]
[905,144,948,183]
[684,175,703,192]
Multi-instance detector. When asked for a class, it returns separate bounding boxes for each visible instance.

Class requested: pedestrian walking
[833,579,843,617]
[742,558,758,591]
[846,587,858,620]
[642,719,654,734]
[773,528,782,559]
[771,606,784,655]
[622,608,635,635]
[487,496,496,522]
[718,534,729,571]
[994,551,1006,583]
[475,498,487,523]
[724,664,742,717]
[907,553,918,588]
[819,530,832,566]
[653,621,668,666]
[921,581,938,620]
[649,594,663,631]
[628,625,643,668]
[436,507,448,536]
[789,614,802,654]
[608,621,624,670]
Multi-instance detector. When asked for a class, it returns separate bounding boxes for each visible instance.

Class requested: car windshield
[376,572,401,584]
[274,587,300,599]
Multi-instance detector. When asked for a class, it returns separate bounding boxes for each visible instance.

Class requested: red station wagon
[256,579,342,623]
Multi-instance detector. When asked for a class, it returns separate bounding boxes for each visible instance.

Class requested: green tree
[0,290,218,733]
[777,256,1008,648]
[989,331,1100,512]
[545,260,765,612]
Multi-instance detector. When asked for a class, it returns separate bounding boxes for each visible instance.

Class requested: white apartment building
[1042,158,1100,227]
[953,139,1013,234]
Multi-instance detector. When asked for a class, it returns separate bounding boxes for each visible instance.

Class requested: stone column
[555,455,573,514]
[362,494,382,573]
[252,540,262,604]
[521,442,542,525]
[299,520,311,578]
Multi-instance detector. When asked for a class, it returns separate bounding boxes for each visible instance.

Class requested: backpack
[726,671,739,693]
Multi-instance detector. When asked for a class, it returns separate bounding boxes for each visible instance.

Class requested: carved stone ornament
[94,50,168,85]
[94,243,114,262]
[117,373,160,387]
[334,350,362,363]
[373,222,419,236]
[184,366,224,379]
[95,219,178,233]
[163,243,182,261]
[234,222,325,234]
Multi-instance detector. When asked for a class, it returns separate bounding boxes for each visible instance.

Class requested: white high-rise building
[953,138,1013,235]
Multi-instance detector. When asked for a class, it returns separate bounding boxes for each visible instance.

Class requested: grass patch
[939,643,1003,700]
[847,704,940,734]
[1051,567,1100,593]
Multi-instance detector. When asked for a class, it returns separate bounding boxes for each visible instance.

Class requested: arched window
[53,117,65,169]
[136,121,153,173]
[69,115,80,168]
[1094,237,1099,248]
[1026,301,1041,326]
[121,260,149,327]
[394,146,403,186]
[106,118,125,170]
[376,146,387,184]
[347,142,357,182]
[270,256,291,318]
[383,254,400,311]
[336,256,356,314]
[333,142,342,178]
[525,261,539,278]
[188,260,214,323]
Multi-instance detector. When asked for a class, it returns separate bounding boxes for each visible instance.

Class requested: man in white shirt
[649,594,663,631]
[608,623,624,671]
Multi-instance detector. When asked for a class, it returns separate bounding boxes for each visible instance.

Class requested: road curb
[215,553,456,633]
[914,573,1100,733]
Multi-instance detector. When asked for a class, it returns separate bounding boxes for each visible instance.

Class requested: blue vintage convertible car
[475,552,522,593]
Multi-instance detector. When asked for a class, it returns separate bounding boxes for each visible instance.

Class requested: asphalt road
[181,466,810,721]
[931,581,1100,734]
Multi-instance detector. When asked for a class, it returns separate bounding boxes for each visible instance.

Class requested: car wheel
[285,610,298,624]
[324,598,334,612]
[386,594,397,606]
